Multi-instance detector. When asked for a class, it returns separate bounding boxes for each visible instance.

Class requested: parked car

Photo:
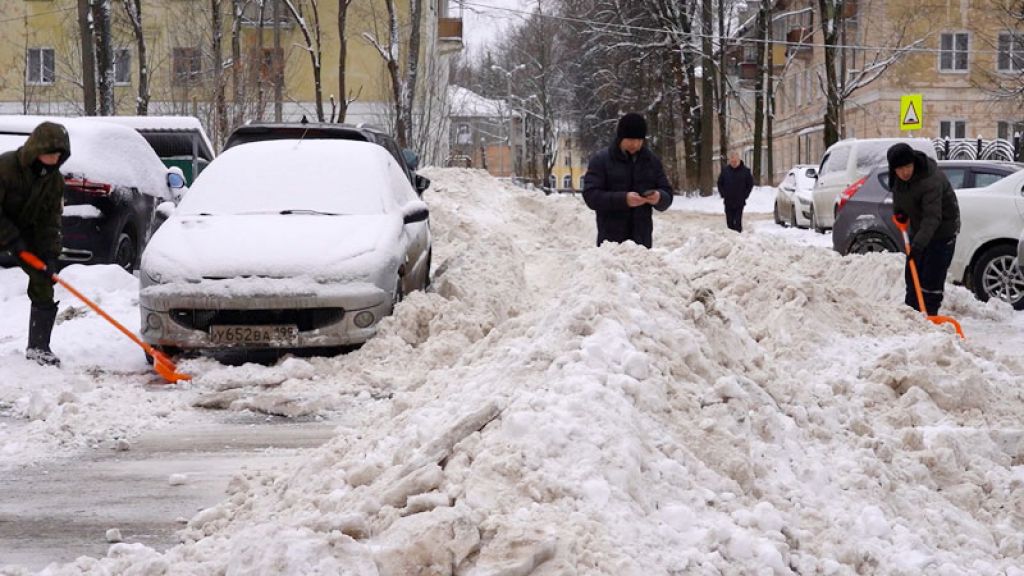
[224,121,431,195]
[811,137,936,233]
[833,160,1024,308]
[774,164,817,228]
[139,139,431,356]
[94,116,215,186]
[0,116,185,272]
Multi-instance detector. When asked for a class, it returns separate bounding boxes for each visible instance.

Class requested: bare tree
[93,0,115,114]
[337,0,355,122]
[280,0,325,122]
[78,0,98,115]
[816,0,918,147]
[121,0,149,115]
[362,0,424,149]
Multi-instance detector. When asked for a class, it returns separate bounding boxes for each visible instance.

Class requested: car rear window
[822,146,850,175]
[974,171,1011,188]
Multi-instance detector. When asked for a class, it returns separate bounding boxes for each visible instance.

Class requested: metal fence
[931,137,1022,162]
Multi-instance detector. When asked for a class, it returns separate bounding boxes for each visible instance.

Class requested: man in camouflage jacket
[0,121,71,366]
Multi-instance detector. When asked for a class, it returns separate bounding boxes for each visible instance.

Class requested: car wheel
[392,277,405,310]
[774,201,784,226]
[810,206,825,234]
[972,244,1024,310]
[849,233,898,255]
[144,345,182,366]
[113,230,137,272]
[790,205,800,228]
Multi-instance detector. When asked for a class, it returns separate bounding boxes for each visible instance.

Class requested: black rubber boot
[27,303,60,367]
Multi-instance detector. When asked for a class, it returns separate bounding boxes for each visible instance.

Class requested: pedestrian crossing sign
[900,94,922,131]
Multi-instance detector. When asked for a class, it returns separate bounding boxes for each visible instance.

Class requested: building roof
[449,86,517,119]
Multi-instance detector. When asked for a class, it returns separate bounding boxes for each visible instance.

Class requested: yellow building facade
[1,0,462,157]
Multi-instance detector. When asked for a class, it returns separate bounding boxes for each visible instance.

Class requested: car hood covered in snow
[141,213,402,284]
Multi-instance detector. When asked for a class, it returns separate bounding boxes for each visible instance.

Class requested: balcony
[438,17,463,54]
[739,62,760,82]
[786,27,812,58]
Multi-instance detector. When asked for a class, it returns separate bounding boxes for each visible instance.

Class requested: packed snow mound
[24,168,1024,575]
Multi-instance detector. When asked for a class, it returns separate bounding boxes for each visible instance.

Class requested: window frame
[998,32,1024,72]
[113,48,132,86]
[25,47,55,86]
[939,119,967,140]
[938,31,970,73]
[172,46,203,86]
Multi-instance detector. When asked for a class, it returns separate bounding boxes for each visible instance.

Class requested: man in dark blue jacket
[582,113,673,248]
[717,151,754,232]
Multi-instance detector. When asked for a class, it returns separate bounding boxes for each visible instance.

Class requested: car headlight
[354,311,376,328]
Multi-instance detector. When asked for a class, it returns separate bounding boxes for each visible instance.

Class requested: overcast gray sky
[458,0,534,59]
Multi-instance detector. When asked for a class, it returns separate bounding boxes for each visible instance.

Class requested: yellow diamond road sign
[900,94,922,131]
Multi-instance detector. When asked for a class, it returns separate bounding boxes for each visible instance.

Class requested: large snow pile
[4,170,1024,574]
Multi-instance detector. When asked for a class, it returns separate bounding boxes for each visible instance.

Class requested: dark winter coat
[891,152,960,251]
[582,143,673,248]
[717,162,754,209]
[0,122,70,259]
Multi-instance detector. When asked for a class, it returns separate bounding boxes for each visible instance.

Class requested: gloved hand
[908,242,924,262]
[893,211,909,225]
[4,236,28,258]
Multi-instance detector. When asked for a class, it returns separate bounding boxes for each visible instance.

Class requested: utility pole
[78,0,97,115]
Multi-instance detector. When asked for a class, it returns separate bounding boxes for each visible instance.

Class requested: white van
[811,137,936,232]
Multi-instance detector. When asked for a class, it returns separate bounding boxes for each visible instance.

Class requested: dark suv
[224,122,430,195]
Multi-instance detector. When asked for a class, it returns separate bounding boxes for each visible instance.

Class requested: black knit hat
[887,143,916,170]
[616,113,647,140]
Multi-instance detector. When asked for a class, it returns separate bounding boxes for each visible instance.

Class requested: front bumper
[139,279,391,350]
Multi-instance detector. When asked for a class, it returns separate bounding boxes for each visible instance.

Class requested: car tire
[144,345,182,366]
[113,230,138,272]
[810,206,825,234]
[392,277,405,310]
[774,201,784,226]
[971,244,1024,310]
[849,233,898,255]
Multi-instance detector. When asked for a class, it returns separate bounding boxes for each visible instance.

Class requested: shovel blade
[927,315,965,339]
[152,351,191,383]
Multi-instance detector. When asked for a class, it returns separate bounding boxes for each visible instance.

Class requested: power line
[459,0,1024,57]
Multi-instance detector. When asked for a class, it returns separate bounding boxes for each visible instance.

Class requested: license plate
[209,325,298,346]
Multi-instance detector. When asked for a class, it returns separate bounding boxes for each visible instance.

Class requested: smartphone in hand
[640,189,657,197]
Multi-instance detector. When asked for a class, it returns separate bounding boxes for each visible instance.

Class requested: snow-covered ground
[2,169,1024,575]
[670,185,777,215]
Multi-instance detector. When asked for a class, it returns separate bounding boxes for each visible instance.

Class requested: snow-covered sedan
[774,164,816,228]
[138,139,431,356]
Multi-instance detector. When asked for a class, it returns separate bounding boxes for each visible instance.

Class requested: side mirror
[167,169,186,190]
[806,168,817,179]
[402,200,430,224]
[402,149,420,171]
[414,174,431,195]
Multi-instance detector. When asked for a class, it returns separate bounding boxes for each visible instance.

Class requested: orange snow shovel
[18,251,191,383]
[891,215,965,339]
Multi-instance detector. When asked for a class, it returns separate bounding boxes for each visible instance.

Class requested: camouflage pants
[17,259,55,306]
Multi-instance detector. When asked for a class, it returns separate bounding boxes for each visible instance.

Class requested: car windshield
[177,140,388,216]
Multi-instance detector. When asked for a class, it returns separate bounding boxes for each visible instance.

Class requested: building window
[562,175,572,188]
[998,121,1024,140]
[455,123,471,145]
[940,120,966,139]
[998,33,1024,72]
[563,154,571,167]
[26,48,55,85]
[113,48,131,85]
[939,32,969,72]
[173,47,202,86]
[259,47,283,84]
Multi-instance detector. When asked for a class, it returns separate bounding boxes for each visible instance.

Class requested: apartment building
[726,0,1024,184]
[0,0,463,156]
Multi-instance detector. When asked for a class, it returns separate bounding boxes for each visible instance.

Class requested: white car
[951,168,1024,309]
[774,164,817,228]
[139,139,432,355]
[811,137,936,233]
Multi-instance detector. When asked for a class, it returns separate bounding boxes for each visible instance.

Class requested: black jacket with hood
[582,141,673,248]
[890,151,960,251]
[717,162,754,209]
[0,122,71,259]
